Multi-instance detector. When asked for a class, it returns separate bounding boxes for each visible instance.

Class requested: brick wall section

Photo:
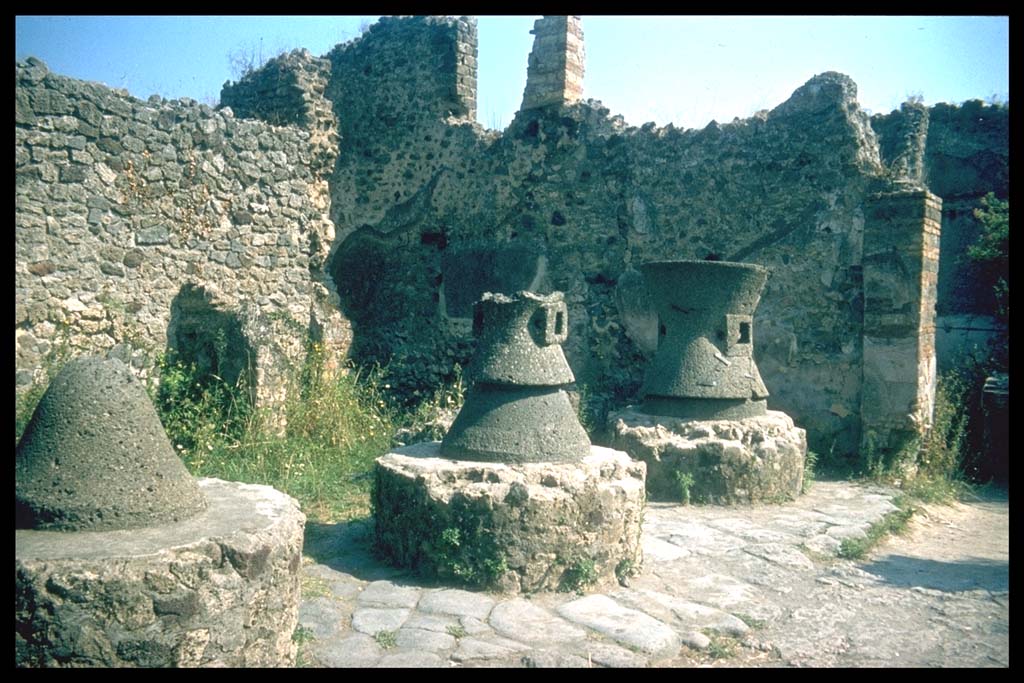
[14,57,345,412]
[521,16,585,110]
[873,100,1008,368]
[861,190,942,456]
[454,17,479,122]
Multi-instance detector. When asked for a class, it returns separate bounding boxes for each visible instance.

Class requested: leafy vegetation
[967,192,1009,325]
[559,557,599,593]
[705,635,737,660]
[373,630,397,650]
[673,470,696,505]
[445,624,467,639]
[801,450,818,494]
[614,558,637,586]
[837,498,915,560]
[423,518,509,588]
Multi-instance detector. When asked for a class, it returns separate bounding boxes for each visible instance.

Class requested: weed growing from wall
[559,557,599,593]
[372,476,509,589]
[802,450,818,494]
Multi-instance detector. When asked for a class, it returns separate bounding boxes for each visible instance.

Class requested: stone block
[373,442,645,593]
[610,407,806,504]
[15,479,305,668]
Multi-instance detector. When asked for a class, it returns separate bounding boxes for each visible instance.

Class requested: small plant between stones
[300,575,332,599]
[292,625,315,645]
[559,557,599,593]
[674,470,696,505]
[374,630,397,650]
[705,634,737,660]
[838,499,915,560]
[734,613,767,630]
[445,624,467,639]
[802,450,818,494]
[292,625,317,668]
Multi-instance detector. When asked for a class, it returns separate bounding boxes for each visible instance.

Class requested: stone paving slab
[296,480,1008,668]
[557,594,681,658]
[491,599,588,644]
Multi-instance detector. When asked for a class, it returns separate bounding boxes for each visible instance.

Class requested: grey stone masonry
[220,48,340,175]
[294,480,1010,667]
[521,16,585,110]
[14,56,348,416]
[373,442,645,593]
[610,407,807,504]
[16,479,306,668]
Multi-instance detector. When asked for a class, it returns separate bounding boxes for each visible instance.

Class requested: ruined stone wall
[326,41,890,454]
[15,57,343,409]
[17,16,1002,458]
[873,100,1009,369]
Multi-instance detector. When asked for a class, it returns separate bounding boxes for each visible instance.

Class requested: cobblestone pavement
[297,481,1008,668]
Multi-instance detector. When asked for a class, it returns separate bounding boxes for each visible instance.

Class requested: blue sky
[15,15,1009,131]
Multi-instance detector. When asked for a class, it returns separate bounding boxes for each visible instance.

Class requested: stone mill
[15,356,306,668]
[441,291,590,462]
[610,260,808,504]
[374,291,646,592]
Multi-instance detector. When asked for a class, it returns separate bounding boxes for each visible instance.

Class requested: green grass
[152,346,395,523]
[734,613,766,630]
[300,574,333,599]
[705,635,736,660]
[837,499,915,560]
[445,624,467,639]
[857,369,987,507]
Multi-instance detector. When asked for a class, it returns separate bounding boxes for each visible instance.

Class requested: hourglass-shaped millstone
[640,260,771,420]
[441,291,591,463]
[16,356,208,531]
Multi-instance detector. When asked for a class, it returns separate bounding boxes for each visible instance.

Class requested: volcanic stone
[441,290,590,463]
[374,442,646,593]
[15,478,304,668]
[440,384,590,463]
[16,355,207,531]
[609,407,807,504]
[640,260,770,420]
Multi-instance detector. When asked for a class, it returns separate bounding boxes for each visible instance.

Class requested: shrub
[968,192,1008,325]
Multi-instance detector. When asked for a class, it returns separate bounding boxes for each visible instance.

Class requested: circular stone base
[609,407,807,504]
[373,443,646,593]
[15,479,305,668]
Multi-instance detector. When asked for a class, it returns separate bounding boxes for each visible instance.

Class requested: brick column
[520,16,584,111]
[453,16,478,121]
[861,189,942,462]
